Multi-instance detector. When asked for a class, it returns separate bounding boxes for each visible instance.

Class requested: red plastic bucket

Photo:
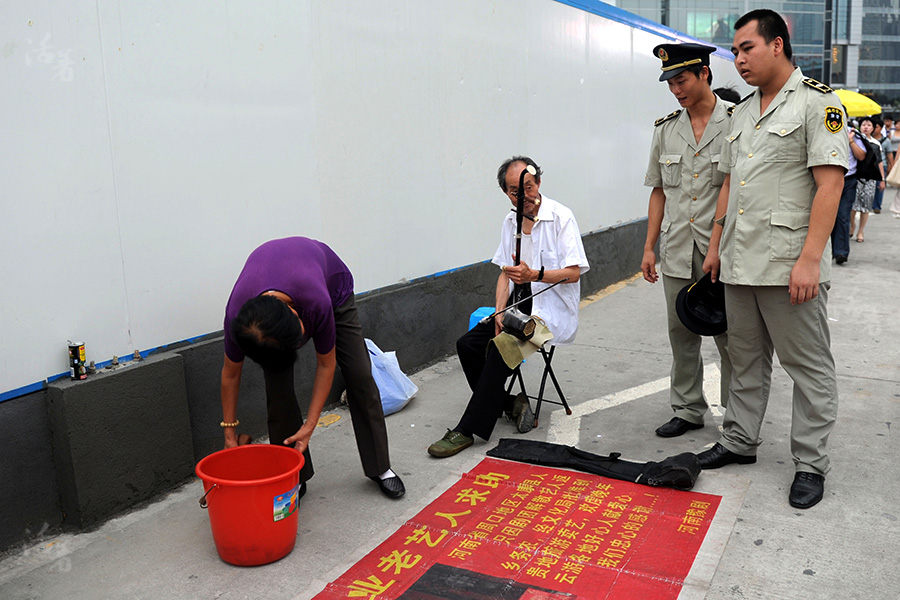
[196,444,305,566]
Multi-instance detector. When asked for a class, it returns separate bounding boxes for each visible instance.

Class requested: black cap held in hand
[675,272,727,336]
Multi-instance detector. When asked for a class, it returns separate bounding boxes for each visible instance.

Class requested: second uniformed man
[642,42,733,438]
[699,10,849,509]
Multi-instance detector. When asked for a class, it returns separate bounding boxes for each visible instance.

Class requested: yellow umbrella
[833,88,881,117]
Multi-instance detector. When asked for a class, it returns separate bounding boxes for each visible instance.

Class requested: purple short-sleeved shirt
[223,237,354,362]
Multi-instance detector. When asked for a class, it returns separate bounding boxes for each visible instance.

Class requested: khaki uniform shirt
[718,68,849,286]
[644,97,732,278]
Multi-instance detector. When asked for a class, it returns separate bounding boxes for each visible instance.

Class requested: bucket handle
[198,484,217,509]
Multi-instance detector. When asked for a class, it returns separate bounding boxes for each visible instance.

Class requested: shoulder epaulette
[802,77,833,94]
[654,109,682,127]
[726,93,751,116]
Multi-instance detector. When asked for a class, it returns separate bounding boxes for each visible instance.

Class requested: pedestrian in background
[831,116,868,264]
[887,114,900,218]
[871,116,888,214]
[885,115,899,165]
[849,117,884,242]
[713,85,741,104]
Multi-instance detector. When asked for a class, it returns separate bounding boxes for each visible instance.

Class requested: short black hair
[871,115,884,128]
[734,9,793,60]
[685,64,713,86]
[497,156,542,193]
[713,86,741,103]
[232,295,301,372]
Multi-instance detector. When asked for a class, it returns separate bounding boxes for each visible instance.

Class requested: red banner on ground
[314,457,720,599]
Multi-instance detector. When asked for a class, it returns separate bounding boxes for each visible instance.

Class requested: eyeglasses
[506,181,536,198]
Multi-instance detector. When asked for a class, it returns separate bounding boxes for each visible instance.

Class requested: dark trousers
[873,184,884,211]
[263,295,391,483]
[831,176,858,259]
[455,294,531,440]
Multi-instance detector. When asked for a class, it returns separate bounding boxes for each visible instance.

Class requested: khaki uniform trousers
[661,243,731,424]
[719,283,837,475]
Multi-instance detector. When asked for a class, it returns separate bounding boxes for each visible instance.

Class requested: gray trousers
[719,283,837,475]
[661,243,732,424]
[264,295,391,482]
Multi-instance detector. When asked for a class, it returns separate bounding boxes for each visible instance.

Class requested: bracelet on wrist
[220,419,240,428]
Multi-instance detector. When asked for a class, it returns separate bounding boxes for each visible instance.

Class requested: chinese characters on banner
[315,458,720,599]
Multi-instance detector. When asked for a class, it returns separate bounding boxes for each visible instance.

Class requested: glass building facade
[858,0,900,106]
[829,0,851,88]
[616,1,829,82]
[617,0,900,108]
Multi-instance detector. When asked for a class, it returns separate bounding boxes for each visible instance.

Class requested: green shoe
[428,429,474,458]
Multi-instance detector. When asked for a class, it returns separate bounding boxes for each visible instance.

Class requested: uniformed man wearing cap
[642,42,733,439]
[698,10,849,510]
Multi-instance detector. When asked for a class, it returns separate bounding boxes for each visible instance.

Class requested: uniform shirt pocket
[764,121,804,162]
[659,154,682,188]
[710,154,725,187]
[769,211,809,261]
[659,219,671,259]
[726,132,741,167]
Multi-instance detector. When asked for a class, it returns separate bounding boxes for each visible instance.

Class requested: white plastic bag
[365,338,418,416]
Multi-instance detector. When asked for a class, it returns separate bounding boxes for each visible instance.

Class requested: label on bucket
[273,484,299,522]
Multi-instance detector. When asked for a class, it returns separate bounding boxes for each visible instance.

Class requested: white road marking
[702,363,724,419]
[548,364,723,446]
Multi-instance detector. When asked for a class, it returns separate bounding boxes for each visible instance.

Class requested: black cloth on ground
[486,438,701,490]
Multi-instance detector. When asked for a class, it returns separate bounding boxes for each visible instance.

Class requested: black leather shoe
[789,472,824,509]
[655,417,704,438]
[835,255,848,265]
[696,443,756,469]
[370,475,406,499]
[514,394,534,433]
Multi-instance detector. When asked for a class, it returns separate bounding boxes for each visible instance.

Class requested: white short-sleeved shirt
[492,195,589,345]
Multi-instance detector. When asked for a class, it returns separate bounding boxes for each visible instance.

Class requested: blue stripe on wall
[552,0,734,60]
[0,381,48,403]
[0,337,216,403]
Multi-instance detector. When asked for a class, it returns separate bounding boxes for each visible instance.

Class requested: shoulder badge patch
[802,77,833,94]
[825,106,844,133]
[654,109,682,127]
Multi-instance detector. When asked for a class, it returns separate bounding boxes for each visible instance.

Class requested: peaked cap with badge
[653,42,716,82]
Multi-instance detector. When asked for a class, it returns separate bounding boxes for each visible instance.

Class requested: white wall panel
[0,0,749,397]
[0,1,132,389]
[96,0,322,353]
